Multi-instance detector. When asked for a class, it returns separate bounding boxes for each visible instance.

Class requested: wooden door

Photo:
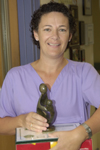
[0,0,20,150]
[0,135,15,150]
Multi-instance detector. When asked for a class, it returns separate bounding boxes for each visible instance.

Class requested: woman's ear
[69,33,72,42]
[33,30,39,41]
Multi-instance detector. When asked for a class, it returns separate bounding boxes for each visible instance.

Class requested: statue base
[43,125,55,132]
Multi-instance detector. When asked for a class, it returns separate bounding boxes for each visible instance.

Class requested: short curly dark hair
[30,2,76,49]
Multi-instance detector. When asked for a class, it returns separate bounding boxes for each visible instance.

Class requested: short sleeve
[0,71,17,117]
[82,63,100,108]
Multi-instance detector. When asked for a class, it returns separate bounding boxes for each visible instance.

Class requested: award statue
[37,83,55,132]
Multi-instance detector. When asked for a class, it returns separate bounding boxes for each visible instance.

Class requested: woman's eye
[59,29,66,32]
[44,28,51,31]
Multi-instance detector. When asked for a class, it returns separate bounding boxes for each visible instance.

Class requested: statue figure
[37,83,55,132]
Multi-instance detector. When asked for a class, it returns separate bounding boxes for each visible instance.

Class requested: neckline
[29,59,70,92]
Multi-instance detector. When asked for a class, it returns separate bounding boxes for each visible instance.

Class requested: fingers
[26,122,44,132]
[48,132,59,138]
[28,121,49,132]
[31,112,49,131]
[23,112,49,132]
[32,112,47,122]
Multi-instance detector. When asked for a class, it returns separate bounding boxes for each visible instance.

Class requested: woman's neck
[34,56,68,74]
[31,56,68,89]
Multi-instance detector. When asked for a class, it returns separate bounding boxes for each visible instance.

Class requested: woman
[0,2,100,150]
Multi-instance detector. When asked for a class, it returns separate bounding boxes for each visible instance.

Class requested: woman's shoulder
[67,59,97,77]
[68,59,93,71]
[6,64,32,78]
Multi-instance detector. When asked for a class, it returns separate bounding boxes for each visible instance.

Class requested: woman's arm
[49,106,100,150]
[85,106,100,135]
[0,112,49,135]
[0,116,21,135]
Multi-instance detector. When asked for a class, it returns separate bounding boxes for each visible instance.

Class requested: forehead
[39,12,69,25]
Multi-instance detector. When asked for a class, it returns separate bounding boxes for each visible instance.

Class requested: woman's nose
[51,30,59,40]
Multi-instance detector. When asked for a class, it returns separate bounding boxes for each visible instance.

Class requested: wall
[92,0,100,63]
[40,0,50,5]
[92,0,100,73]
[0,12,4,87]
[92,0,100,149]
[64,0,94,65]
[77,0,94,65]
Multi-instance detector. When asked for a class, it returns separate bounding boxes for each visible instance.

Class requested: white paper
[16,123,80,144]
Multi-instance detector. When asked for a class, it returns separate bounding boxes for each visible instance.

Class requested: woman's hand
[49,126,87,150]
[19,112,49,132]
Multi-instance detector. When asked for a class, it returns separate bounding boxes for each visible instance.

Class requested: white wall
[40,0,50,5]
[77,0,94,65]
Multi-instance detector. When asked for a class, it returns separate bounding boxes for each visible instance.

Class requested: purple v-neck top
[0,59,100,124]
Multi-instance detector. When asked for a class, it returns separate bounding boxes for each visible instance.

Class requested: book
[16,123,92,150]
[16,123,80,144]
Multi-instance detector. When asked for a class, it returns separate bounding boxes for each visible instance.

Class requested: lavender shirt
[0,60,100,124]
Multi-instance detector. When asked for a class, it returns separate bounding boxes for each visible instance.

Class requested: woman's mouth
[48,43,60,46]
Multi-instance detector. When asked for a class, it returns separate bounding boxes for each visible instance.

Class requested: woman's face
[34,12,72,59]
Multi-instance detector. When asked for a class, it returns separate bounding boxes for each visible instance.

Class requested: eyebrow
[59,25,67,27]
[43,25,52,27]
[43,25,67,28]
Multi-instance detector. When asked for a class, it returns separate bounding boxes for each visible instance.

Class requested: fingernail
[37,130,42,133]
[46,124,49,127]
[45,119,47,122]
[43,127,47,131]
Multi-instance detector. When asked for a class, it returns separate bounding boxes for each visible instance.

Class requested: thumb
[48,131,59,138]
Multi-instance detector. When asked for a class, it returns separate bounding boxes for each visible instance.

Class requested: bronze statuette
[37,83,55,132]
